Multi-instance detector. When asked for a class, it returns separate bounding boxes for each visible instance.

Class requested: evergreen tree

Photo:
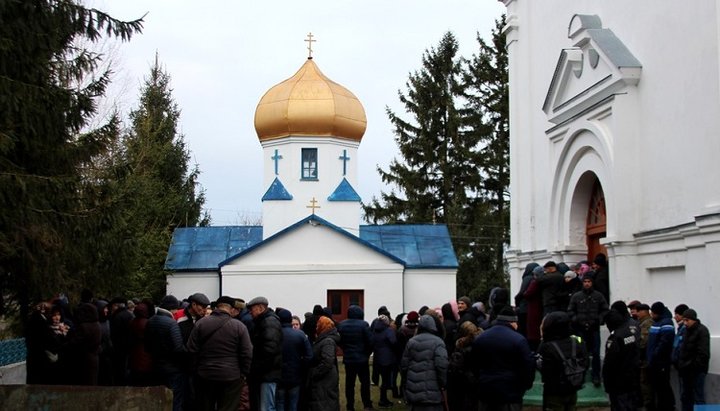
[0,0,143,322]
[461,17,510,299]
[118,56,208,300]
[364,22,510,301]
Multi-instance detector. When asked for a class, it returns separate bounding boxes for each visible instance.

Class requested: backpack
[550,339,586,390]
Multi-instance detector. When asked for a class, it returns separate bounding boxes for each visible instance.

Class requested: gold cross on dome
[305,32,316,59]
[306,197,321,214]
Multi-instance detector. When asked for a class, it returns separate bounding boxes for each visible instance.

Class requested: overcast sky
[95,1,506,225]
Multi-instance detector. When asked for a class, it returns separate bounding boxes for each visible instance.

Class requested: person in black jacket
[603,306,641,411]
[276,308,313,411]
[677,309,710,410]
[337,305,373,411]
[537,311,588,410]
[471,306,535,410]
[248,296,283,411]
[567,273,608,387]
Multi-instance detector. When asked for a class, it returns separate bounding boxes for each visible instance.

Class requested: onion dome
[254,59,367,141]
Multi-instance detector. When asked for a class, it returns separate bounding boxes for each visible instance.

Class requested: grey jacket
[186,310,253,382]
[401,331,448,405]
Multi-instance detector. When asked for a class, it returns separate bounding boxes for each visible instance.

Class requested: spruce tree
[0,0,143,322]
[118,56,208,300]
[459,16,510,299]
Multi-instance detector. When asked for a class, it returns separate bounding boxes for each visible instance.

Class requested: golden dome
[254,59,367,141]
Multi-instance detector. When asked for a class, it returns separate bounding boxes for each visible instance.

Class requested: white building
[164,57,458,321]
[499,0,719,395]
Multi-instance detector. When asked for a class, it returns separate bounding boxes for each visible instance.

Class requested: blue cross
[272,149,283,175]
[339,149,350,176]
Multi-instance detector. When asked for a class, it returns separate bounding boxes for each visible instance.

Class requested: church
[164,51,458,321]
[499,0,719,395]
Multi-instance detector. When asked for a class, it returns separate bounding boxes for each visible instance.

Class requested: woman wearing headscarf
[308,316,340,411]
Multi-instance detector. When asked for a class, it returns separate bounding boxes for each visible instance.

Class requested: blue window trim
[301,148,318,181]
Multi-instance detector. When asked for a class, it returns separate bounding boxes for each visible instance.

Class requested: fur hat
[215,296,236,307]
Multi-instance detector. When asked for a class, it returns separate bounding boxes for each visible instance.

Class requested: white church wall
[403,269,457,314]
[261,137,361,238]
[166,271,220,303]
[220,267,405,323]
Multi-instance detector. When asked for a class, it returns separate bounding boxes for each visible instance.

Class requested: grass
[338,358,403,411]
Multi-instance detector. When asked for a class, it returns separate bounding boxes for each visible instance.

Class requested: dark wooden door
[586,179,607,261]
[327,290,364,323]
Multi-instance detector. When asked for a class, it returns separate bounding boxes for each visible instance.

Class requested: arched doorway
[586,178,607,261]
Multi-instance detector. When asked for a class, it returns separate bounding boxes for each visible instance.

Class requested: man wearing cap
[187,296,253,411]
[471,306,535,410]
[646,301,676,410]
[145,295,186,411]
[247,296,283,411]
[634,303,653,409]
[677,308,710,410]
[537,261,565,315]
[337,304,373,411]
[178,293,210,344]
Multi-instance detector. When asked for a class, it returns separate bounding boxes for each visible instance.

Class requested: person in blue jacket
[646,301,676,410]
[337,305,373,411]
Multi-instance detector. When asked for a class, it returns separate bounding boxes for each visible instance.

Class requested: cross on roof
[305,32,316,59]
[272,149,283,175]
[339,149,350,176]
[306,197,321,214]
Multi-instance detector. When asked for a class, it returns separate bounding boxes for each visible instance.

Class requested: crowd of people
[23,253,711,411]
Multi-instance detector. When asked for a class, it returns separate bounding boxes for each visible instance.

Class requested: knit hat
[564,271,577,280]
[532,266,545,277]
[277,308,293,324]
[650,301,666,315]
[316,316,335,335]
[406,311,419,323]
[496,306,518,323]
[160,295,180,310]
[682,308,698,321]
[377,305,390,317]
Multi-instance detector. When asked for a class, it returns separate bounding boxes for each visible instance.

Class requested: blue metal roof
[165,220,458,271]
[327,178,361,202]
[359,224,458,268]
[165,226,263,271]
[261,177,293,201]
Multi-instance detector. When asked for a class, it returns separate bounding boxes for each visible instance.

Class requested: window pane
[302,148,318,179]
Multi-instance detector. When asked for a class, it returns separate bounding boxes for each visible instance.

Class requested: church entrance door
[586,179,607,261]
[327,289,364,323]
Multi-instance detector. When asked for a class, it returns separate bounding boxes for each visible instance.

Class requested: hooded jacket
[401,315,449,405]
[370,317,397,367]
[250,307,283,382]
[515,263,539,314]
[308,327,341,411]
[337,305,371,364]
[537,311,588,395]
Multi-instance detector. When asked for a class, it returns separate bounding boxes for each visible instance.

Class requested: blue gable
[261,177,293,201]
[165,221,458,271]
[327,178,361,202]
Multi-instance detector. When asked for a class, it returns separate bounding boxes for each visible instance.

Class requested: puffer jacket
[337,305,371,364]
[145,307,185,375]
[401,330,448,405]
[250,308,283,383]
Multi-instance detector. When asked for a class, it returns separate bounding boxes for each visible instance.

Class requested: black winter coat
[337,305,371,364]
[568,288,609,331]
[250,308,283,383]
[471,322,535,403]
[145,308,185,376]
[678,320,710,375]
[602,313,641,394]
[65,302,102,385]
[537,336,588,395]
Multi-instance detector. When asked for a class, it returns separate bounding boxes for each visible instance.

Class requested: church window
[301,148,318,180]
